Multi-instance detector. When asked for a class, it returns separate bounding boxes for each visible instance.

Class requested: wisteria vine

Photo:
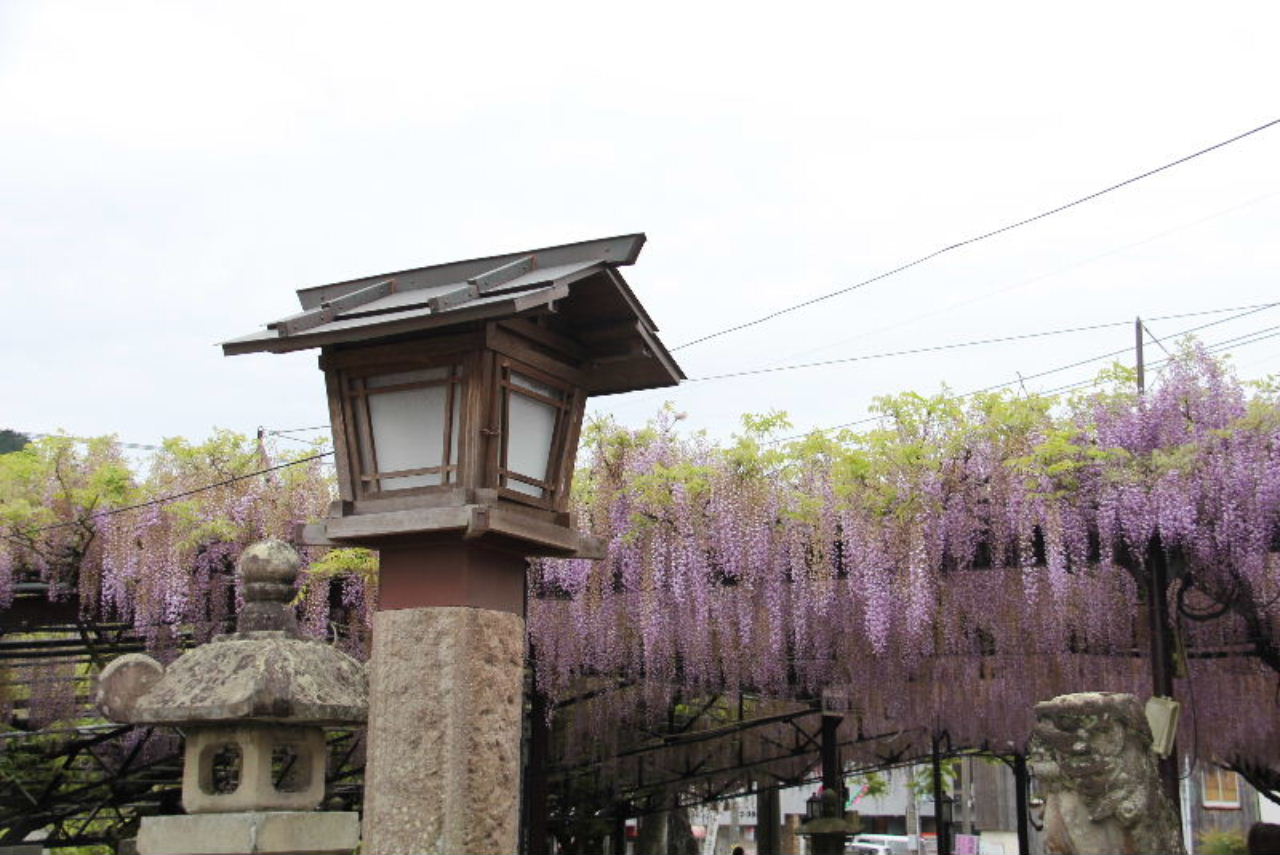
[528,345,1280,770]
[3,345,1278,778]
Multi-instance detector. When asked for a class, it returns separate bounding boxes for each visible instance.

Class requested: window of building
[1202,767,1241,809]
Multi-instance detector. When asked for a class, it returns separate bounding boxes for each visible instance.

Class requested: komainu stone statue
[1029,692,1185,855]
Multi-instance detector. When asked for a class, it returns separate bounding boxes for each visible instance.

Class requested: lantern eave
[219,284,569,358]
[298,502,604,559]
[219,233,684,394]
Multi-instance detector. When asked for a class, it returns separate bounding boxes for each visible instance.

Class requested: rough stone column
[362,605,525,855]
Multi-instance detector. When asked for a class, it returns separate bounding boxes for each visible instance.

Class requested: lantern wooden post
[223,234,682,854]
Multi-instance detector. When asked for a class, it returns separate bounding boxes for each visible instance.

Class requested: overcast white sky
[2,1,1278,456]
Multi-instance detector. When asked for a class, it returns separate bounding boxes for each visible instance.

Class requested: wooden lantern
[223,234,683,558]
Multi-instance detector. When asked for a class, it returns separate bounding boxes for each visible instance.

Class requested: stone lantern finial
[237,539,300,634]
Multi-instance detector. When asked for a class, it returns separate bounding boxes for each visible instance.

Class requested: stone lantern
[221,234,682,854]
[796,789,862,855]
[96,540,367,855]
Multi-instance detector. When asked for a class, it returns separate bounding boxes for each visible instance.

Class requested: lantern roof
[221,233,684,395]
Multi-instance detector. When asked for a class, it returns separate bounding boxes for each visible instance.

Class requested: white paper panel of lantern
[504,372,562,498]
[364,367,455,491]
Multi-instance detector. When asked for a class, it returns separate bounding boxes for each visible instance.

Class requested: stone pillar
[361,541,527,855]
[363,606,524,853]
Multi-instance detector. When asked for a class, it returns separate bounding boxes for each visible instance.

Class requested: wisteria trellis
[527,345,1280,770]
[2,345,1278,775]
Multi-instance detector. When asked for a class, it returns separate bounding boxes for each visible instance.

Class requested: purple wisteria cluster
[91,451,338,652]
[0,436,352,726]
[529,346,1280,767]
[2,348,1277,773]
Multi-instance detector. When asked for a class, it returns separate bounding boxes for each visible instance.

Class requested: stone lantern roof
[97,540,366,727]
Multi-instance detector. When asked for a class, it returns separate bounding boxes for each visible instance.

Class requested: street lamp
[222,234,683,854]
[797,788,861,855]
[939,794,955,855]
[806,791,824,820]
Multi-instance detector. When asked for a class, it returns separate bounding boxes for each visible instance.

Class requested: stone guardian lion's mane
[1029,692,1184,855]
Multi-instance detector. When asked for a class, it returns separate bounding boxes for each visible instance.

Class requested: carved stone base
[135,811,359,855]
[362,605,525,855]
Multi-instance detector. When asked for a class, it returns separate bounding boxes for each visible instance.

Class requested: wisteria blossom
[529,346,1280,770]
[2,346,1278,781]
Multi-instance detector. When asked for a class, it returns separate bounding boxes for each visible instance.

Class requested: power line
[1202,327,1280,356]
[687,302,1280,383]
[671,116,1280,352]
[936,305,1279,402]
[6,327,1276,543]
[271,432,331,447]
[10,304,1272,457]
[268,425,331,435]
[754,192,1280,371]
[1018,315,1278,411]
[1140,320,1174,359]
[689,320,1132,382]
[599,300,1280,414]
[767,304,1280,442]
[1040,326,1280,398]
[11,429,333,452]
[3,452,334,542]
[12,305,1273,465]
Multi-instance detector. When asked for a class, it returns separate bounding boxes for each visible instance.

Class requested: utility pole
[1136,316,1182,813]
[1012,753,1031,855]
[1135,316,1146,394]
[821,714,843,795]
[1147,536,1182,812]
[756,783,781,855]
[932,735,951,855]
[905,767,920,855]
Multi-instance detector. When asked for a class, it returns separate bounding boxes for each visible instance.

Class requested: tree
[0,429,29,454]
[0,432,341,848]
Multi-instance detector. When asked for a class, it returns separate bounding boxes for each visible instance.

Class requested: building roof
[221,233,684,395]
